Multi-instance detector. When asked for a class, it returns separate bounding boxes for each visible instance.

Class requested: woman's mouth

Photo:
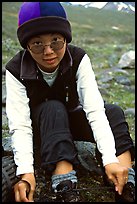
[44,58,56,64]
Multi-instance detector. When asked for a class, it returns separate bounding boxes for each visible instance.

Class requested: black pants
[31,100,134,172]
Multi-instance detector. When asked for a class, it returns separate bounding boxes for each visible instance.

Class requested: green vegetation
[2,2,135,141]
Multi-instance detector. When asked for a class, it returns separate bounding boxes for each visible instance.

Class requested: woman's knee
[45,100,66,110]
[39,100,68,122]
[105,103,125,120]
[32,100,67,122]
[36,100,66,114]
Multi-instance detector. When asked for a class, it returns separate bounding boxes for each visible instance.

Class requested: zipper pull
[65,86,69,102]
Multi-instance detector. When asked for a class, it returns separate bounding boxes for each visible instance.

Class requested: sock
[128,168,135,186]
[51,170,77,191]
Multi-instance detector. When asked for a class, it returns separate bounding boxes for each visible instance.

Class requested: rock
[115,75,131,85]
[2,136,12,152]
[2,81,6,106]
[124,108,135,117]
[118,50,135,68]
[2,137,104,176]
[124,85,135,93]
[74,141,103,175]
[98,74,114,83]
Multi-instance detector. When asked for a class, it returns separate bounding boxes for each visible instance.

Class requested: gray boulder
[118,50,135,68]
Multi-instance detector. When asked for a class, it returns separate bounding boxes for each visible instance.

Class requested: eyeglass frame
[28,40,65,54]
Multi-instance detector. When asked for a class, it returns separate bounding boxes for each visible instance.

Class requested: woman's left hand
[104,163,128,195]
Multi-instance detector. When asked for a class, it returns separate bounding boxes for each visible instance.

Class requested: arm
[76,54,119,166]
[76,54,128,194]
[6,70,36,201]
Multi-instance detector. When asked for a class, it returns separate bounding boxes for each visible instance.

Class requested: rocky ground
[2,150,115,202]
[33,165,115,202]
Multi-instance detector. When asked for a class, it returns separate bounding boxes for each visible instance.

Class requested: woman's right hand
[14,173,36,202]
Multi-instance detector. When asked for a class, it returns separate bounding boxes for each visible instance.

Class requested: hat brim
[17,16,72,49]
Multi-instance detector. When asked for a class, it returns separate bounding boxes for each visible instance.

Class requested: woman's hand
[105,163,128,195]
[14,173,36,202]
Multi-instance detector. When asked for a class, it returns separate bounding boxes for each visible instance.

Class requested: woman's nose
[43,44,54,54]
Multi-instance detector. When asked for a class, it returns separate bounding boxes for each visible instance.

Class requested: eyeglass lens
[30,41,64,54]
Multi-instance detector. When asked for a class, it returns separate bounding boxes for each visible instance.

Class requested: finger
[14,183,22,202]
[28,191,34,202]
[107,175,119,192]
[14,189,21,202]
[116,176,126,195]
[14,185,28,202]
[19,188,29,202]
[107,174,124,195]
[19,185,30,202]
[23,181,35,202]
[108,174,118,186]
[17,182,29,202]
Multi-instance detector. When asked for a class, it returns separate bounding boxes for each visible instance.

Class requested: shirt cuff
[102,155,119,167]
[16,165,34,176]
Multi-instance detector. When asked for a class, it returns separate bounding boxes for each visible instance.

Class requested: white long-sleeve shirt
[6,53,119,176]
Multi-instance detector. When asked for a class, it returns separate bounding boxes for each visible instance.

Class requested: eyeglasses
[29,40,65,54]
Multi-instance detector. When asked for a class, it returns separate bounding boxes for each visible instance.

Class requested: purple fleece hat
[17,2,72,48]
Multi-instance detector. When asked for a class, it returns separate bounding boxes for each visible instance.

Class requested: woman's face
[27,33,66,72]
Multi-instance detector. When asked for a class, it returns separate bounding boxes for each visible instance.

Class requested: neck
[37,64,59,73]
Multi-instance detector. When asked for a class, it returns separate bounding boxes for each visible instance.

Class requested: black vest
[6,44,86,111]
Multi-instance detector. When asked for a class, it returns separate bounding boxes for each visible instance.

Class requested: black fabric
[104,103,134,159]
[31,100,79,172]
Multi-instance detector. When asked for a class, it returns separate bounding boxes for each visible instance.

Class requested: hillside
[2,2,135,44]
[64,3,135,43]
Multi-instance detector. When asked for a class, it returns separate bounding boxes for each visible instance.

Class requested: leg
[31,100,79,172]
[68,104,135,172]
[53,160,73,175]
[68,106,95,142]
[104,103,134,165]
[31,100,82,201]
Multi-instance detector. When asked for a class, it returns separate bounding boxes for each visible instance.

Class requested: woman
[5,2,135,202]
